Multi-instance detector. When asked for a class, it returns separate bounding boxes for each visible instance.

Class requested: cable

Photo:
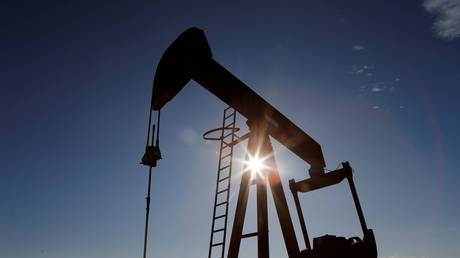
[146,105,153,147]
[155,109,161,147]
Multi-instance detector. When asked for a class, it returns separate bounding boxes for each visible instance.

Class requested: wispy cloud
[350,64,374,75]
[353,44,365,51]
[350,64,404,111]
[362,80,398,93]
[423,0,460,40]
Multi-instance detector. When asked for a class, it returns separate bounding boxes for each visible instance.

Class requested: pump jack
[141,27,377,258]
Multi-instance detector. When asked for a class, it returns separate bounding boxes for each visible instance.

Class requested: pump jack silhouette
[141,27,377,258]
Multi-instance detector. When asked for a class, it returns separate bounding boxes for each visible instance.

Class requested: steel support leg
[228,121,300,258]
[257,170,269,258]
[228,133,257,258]
[262,137,300,257]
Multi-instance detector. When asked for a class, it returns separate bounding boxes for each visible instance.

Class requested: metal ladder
[208,107,238,258]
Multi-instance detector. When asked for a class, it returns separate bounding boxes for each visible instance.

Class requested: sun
[243,153,270,179]
[248,155,263,174]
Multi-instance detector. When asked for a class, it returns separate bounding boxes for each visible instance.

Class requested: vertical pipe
[257,168,269,257]
[347,174,368,234]
[143,167,153,258]
[289,180,311,251]
[143,121,156,258]
[155,110,161,147]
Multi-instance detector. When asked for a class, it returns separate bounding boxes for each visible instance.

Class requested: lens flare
[248,155,263,174]
[242,153,270,180]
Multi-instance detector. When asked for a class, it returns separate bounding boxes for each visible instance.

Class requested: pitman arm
[151,27,326,175]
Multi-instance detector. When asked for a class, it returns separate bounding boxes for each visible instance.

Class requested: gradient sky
[2,1,460,258]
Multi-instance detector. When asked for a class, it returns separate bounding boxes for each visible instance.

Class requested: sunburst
[241,152,271,179]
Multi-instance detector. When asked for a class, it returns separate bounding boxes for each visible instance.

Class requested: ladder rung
[218,176,230,182]
[224,113,234,120]
[241,232,258,238]
[223,132,233,138]
[224,122,235,128]
[213,227,225,233]
[214,214,226,220]
[216,201,228,207]
[224,106,232,112]
[223,140,236,148]
[220,153,231,160]
[222,140,234,149]
[217,188,229,194]
[211,242,224,247]
[220,165,231,171]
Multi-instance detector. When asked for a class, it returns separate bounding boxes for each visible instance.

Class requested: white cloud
[353,44,365,51]
[350,64,374,75]
[361,80,397,94]
[423,0,460,40]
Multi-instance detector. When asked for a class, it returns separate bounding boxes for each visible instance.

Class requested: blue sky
[1,0,460,258]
